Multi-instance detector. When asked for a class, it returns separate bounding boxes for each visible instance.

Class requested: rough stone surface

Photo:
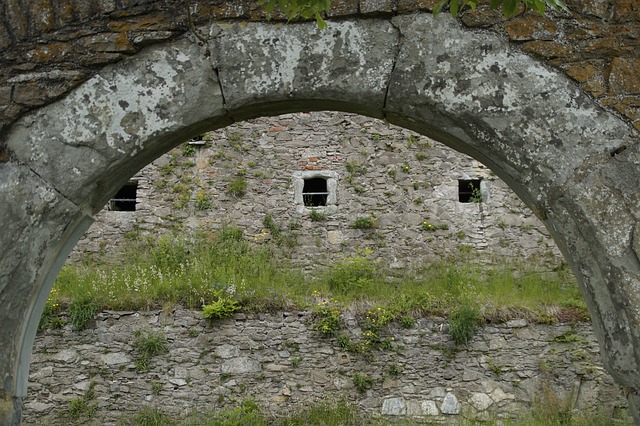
[221,357,262,374]
[213,20,400,120]
[0,163,90,424]
[70,112,564,272]
[609,58,640,95]
[0,0,636,136]
[381,397,405,415]
[469,392,493,411]
[22,309,628,424]
[386,13,635,204]
[0,5,639,425]
[440,392,461,414]
[5,37,228,213]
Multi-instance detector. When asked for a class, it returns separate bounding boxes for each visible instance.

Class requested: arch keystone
[212,20,401,120]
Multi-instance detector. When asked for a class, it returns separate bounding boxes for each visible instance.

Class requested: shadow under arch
[1,12,639,424]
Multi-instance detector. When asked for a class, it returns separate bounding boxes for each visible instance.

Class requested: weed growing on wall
[309,209,327,221]
[49,226,587,334]
[351,216,376,229]
[182,143,196,157]
[282,399,361,425]
[171,182,191,209]
[470,187,483,203]
[133,330,169,372]
[129,405,173,425]
[388,364,401,377]
[360,306,396,349]
[219,224,243,242]
[39,288,65,331]
[195,190,212,210]
[67,295,98,331]
[262,213,281,238]
[262,214,298,249]
[449,302,480,345]
[206,398,265,425]
[151,381,164,395]
[388,168,397,180]
[400,315,416,329]
[325,253,378,296]
[180,398,366,425]
[336,334,363,353]
[150,234,190,271]
[553,328,581,343]
[422,221,449,231]
[66,382,97,421]
[202,282,240,321]
[345,161,368,194]
[344,161,367,176]
[352,372,375,392]
[226,176,247,197]
[312,302,342,336]
[116,395,630,425]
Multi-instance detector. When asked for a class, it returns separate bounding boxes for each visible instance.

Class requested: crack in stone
[209,30,240,125]
[23,163,88,217]
[632,222,640,265]
[382,18,403,122]
[213,65,229,118]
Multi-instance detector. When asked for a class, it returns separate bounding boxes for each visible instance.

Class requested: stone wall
[71,111,564,272]
[23,308,628,424]
[1,0,638,146]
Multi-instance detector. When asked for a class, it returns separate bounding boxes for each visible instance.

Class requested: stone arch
[1,13,639,424]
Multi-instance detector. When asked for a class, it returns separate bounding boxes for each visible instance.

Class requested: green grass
[119,398,630,426]
[67,382,97,421]
[133,330,169,372]
[47,226,586,329]
[53,227,306,313]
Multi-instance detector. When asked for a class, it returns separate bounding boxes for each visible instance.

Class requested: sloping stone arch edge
[1,13,639,425]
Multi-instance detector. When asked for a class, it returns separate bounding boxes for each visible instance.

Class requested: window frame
[457,178,487,203]
[108,180,139,211]
[293,171,338,214]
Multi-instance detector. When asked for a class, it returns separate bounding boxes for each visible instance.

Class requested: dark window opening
[303,178,328,207]
[458,179,482,203]
[109,181,138,211]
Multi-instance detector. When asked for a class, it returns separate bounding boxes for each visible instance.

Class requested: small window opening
[109,181,138,211]
[302,178,328,207]
[458,179,482,203]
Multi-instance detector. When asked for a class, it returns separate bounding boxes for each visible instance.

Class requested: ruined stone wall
[1,0,638,148]
[71,111,564,272]
[23,308,628,424]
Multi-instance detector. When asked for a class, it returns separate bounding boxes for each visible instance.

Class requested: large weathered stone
[440,393,460,414]
[609,58,640,95]
[503,14,557,41]
[212,19,400,120]
[221,357,261,374]
[382,397,405,415]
